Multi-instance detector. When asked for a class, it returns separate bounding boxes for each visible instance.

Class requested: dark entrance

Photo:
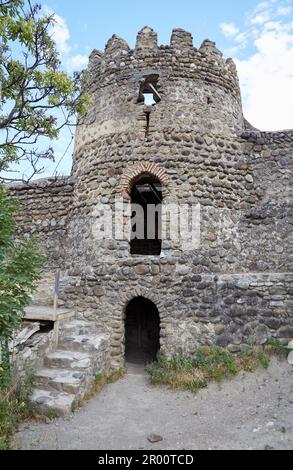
[125,297,160,365]
[130,175,162,256]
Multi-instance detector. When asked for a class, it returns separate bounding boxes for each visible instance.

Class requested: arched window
[130,174,162,256]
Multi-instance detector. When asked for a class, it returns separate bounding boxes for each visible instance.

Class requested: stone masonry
[8,27,293,373]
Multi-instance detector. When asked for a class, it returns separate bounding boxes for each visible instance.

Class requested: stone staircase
[31,320,109,416]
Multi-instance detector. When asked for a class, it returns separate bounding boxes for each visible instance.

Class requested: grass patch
[0,363,36,450]
[145,340,289,394]
[265,337,289,357]
[145,348,238,393]
[93,369,126,393]
[75,368,126,410]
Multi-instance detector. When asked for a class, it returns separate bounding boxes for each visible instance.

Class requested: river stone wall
[7,28,293,370]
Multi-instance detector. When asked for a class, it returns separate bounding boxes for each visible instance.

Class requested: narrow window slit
[145,111,151,138]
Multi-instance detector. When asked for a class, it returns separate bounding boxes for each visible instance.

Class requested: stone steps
[31,389,76,416]
[44,350,92,370]
[59,320,97,337]
[58,334,106,354]
[30,319,110,416]
[35,368,87,395]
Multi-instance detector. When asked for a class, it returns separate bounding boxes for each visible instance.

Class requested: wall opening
[125,297,160,365]
[130,174,162,256]
[138,74,161,105]
[144,111,151,138]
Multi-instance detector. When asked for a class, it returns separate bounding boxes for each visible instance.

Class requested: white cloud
[277,5,292,15]
[235,31,249,45]
[51,13,71,54]
[44,7,71,54]
[44,6,88,73]
[66,54,89,72]
[248,0,292,24]
[220,22,239,37]
[254,1,274,13]
[220,0,293,131]
[250,11,272,24]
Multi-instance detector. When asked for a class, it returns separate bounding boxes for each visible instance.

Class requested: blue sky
[46,0,258,53]
[3,0,293,179]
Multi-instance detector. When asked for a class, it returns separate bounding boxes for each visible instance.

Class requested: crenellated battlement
[89,26,229,61]
[170,28,193,50]
[135,26,158,51]
[74,26,244,160]
[88,27,239,96]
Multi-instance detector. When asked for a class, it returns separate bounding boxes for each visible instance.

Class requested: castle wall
[64,131,293,368]
[239,130,293,273]
[7,28,293,370]
[7,177,75,306]
[8,177,74,271]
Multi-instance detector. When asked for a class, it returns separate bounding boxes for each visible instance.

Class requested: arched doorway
[125,297,160,365]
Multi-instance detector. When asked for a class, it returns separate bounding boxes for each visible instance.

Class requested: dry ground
[14,358,293,450]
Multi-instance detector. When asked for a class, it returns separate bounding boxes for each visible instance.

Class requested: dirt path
[15,359,293,450]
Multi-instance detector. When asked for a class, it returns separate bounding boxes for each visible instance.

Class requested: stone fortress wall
[8,27,293,370]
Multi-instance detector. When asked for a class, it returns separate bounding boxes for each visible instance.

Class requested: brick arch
[118,288,164,314]
[118,288,171,322]
[109,290,169,365]
[119,162,171,199]
[119,290,167,350]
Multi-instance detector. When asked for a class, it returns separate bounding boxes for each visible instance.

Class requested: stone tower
[9,27,293,372]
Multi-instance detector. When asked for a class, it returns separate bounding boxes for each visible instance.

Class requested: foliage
[74,369,126,410]
[145,348,239,393]
[265,337,288,357]
[0,186,43,382]
[0,0,89,181]
[239,348,269,372]
[146,342,289,393]
[93,369,126,391]
[0,361,35,449]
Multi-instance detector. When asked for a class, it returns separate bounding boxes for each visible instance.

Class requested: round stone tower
[72,27,244,180]
[55,27,292,369]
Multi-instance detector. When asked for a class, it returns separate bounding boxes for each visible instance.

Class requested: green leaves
[0,1,22,18]
[0,0,89,181]
[0,186,44,344]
